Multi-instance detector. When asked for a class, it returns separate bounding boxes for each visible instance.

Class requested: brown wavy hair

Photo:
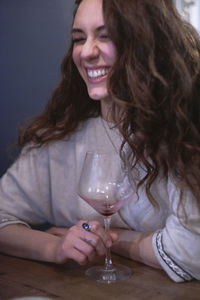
[19,0,200,210]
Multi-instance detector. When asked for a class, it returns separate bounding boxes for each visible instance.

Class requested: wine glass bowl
[78,152,133,283]
[79,173,132,216]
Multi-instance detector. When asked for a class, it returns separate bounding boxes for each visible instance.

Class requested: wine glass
[78,151,133,283]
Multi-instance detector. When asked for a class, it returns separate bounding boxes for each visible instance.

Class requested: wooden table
[0,253,200,300]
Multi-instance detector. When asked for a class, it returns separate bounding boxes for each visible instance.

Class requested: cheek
[107,43,117,64]
[72,47,80,69]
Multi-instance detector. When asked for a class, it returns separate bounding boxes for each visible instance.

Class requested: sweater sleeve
[152,176,200,282]
[0,145,52,229]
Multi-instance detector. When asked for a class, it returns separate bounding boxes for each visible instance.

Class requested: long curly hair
[19,0,200,210]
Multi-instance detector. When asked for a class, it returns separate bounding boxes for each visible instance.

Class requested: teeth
[88,68,109,79]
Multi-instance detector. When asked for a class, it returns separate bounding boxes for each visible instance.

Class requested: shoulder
[20,117,101,153]
[18,117,102,164]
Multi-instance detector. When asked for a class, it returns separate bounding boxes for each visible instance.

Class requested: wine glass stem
[104,217,113,270]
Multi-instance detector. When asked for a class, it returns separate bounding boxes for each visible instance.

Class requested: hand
[46,226,69,237]
[49,220,118,265]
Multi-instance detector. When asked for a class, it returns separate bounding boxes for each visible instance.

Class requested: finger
[69,221,106,258]
[78,220,101,233]
[88,221,113,248]
[110,231,118,242]
[73,237,97,262]
[68,248,88,265]
[57,234,94,265]
[81,229,107,256]
[79,220,113,253]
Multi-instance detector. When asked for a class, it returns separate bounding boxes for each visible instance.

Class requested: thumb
[110,231,118,242]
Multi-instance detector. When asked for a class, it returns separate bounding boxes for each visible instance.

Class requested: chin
[88,87,108,100]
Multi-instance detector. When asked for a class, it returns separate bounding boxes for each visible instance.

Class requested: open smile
[86,67,110,82]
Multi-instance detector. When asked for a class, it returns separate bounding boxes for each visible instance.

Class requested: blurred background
[174,0,200,30]
[0,0,200,176]
[0,0,74,176]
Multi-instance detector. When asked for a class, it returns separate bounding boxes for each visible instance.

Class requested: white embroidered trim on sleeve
[156,230,193,281]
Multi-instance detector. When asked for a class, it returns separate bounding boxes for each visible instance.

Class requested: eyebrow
[71,25,106,34]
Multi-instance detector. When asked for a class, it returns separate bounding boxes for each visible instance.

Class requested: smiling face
[72,0,117,103]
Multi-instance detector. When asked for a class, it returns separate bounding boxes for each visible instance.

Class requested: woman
[0,0,200,283]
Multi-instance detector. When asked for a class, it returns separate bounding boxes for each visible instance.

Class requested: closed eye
[99,32,110,41]
[72,37,86,44]
[100,35,109,39]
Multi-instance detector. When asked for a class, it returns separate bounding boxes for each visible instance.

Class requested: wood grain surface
[0,253,200,300]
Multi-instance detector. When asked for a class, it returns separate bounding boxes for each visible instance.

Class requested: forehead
[73,0,104,28]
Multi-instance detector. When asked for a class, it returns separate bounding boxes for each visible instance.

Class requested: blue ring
[82,223,91,231]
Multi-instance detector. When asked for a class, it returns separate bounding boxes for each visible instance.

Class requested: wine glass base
[85,264,132,283]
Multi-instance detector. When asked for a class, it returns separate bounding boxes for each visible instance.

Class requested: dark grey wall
[0,0,74,176]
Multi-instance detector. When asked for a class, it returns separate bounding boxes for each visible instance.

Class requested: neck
[100,99,113,122]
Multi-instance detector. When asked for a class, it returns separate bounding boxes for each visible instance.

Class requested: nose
[80,38,99,61]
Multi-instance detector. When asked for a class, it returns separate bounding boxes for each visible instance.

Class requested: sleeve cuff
[152,230,194,282]
[0,218,30,229]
